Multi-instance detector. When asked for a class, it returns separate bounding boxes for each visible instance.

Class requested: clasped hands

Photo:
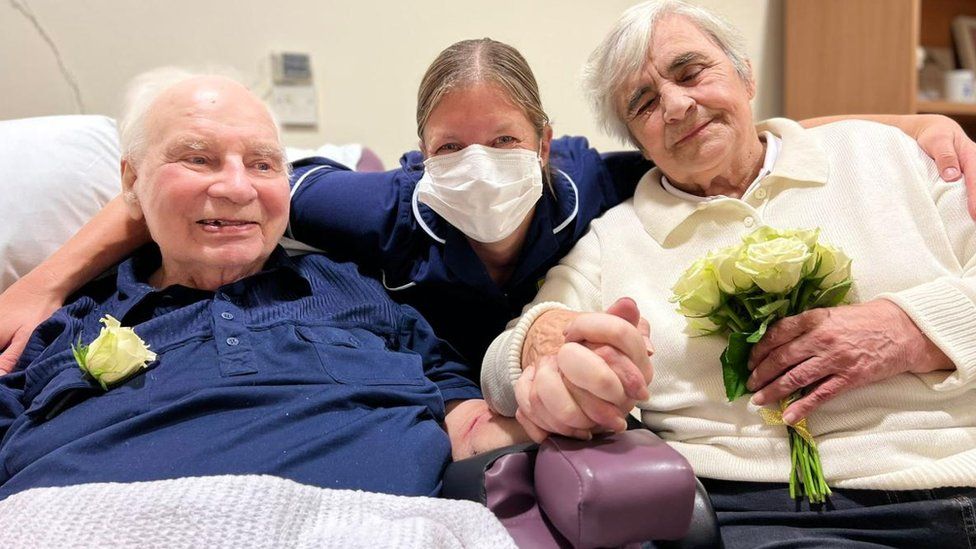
[514,297,654,442]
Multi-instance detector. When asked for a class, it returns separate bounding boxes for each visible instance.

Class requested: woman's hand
[514,298,653,442]
[746,300,952,424]
[0,272,65,373]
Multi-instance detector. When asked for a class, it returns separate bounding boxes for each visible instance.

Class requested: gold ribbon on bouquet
[759,398,815,445]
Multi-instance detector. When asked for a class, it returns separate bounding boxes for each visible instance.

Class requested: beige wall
[0,0,782,166]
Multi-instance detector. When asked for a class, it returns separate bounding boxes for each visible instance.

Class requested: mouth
[197,219,257,232]
[673,119,713,147]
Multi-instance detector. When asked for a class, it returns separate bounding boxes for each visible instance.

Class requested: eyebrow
[163,137,284,163]
[625,51,709,116]
[248,142,286,163]
[164,137,211,156]
[667,51,707,74]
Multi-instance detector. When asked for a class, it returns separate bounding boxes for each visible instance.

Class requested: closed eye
[634,96,658,117]
[679,65,705,83]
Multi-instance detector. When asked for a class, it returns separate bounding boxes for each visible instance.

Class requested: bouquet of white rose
[671,226,853,503]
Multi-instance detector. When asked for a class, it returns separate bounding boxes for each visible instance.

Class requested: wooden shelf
[917,101,976,117]
[785,0,976,135]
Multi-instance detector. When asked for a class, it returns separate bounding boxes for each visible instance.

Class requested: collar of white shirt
[636,117,830,245]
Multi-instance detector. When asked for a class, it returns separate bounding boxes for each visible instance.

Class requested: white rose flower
[811,243,852,288]
[736,236,813,294]
[73,315,157,390]
[671,257,721,317]
[708,245,754,294]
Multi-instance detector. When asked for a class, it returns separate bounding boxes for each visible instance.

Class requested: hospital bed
[0,114,719,548]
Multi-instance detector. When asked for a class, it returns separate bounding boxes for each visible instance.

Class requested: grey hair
[582,0,751,146]
[117,66,286,169]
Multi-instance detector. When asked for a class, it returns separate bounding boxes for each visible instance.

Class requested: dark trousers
[701,478,976,548]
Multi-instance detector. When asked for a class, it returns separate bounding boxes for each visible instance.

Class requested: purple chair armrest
[534,429,697,548]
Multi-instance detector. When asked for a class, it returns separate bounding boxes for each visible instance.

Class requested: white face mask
[416,144,544,244]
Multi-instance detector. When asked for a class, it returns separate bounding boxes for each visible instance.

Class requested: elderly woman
[482,1,976,546]
[0,71,529,500]
[0,39,973,441]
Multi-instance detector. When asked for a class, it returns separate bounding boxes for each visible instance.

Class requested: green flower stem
[722,304,749,333]
[788,283,801,312]
[787,425,831,504]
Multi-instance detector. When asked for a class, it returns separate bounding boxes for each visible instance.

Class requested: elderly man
[481,1,976,546]
[0,69,529,500]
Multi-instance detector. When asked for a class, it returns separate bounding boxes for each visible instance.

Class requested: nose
[660,85,695,124]
[207,158,258,204]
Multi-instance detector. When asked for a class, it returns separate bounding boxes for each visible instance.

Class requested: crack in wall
[10,0,86,113]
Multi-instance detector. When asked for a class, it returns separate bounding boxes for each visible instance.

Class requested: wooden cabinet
[784,0,976,134]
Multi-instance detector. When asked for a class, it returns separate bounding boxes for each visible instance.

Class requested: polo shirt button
[744,216,755,227]
[226,337,240,346]
[221,312,234,320]
[755,188,768,199]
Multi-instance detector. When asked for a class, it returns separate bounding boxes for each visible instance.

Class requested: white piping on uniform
[551,169,579,235]
[411,183,447,244]
[381,270,417,292]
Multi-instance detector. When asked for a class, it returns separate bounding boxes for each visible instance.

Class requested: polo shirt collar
[637,118,830,245]
[115,244,312,308]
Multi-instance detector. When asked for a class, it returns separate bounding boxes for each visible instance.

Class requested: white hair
[117,66,285,167]
[582,0,751,146]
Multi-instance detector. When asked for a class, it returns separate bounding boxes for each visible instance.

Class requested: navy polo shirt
[288,136,651,370]
[0,246,481,500]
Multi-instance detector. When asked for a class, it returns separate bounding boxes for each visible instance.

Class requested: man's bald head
[117,68,283,167]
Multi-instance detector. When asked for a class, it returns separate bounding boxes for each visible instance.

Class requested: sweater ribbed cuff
[480,302,572,416]
[879,279,976,390]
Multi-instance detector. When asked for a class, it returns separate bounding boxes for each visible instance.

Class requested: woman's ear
[120,159,144,221]
[539,125,554,168]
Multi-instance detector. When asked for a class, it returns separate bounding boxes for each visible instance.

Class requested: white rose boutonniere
[71,315,157,390]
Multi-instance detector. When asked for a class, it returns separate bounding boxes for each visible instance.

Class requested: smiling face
[421,82,551,164]
[619,15,760,194]
[122,76,289,289]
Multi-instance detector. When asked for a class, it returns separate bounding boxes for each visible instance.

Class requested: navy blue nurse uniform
[287,136,649,372]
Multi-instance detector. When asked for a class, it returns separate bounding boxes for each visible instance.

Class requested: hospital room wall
[0,0,782,166]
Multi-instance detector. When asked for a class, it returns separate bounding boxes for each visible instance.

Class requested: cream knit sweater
[482,119,976,490]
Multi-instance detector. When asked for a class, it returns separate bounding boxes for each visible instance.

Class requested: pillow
[0,115,121,291]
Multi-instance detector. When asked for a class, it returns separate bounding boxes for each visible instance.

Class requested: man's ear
[120,159,144,221]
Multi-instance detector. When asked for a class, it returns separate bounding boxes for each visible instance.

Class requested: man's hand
[912,114,976,219]
[444,399,532,460]
[514,297,653,443]
[800,114,976,219]
[0,272,65,373]
[747,300,952,424]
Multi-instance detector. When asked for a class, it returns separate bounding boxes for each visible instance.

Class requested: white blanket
[0,475,517,549]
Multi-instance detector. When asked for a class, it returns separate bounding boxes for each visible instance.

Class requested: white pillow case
[0,115,121,291]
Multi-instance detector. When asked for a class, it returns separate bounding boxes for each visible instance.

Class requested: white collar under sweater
[638,119,828,245]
